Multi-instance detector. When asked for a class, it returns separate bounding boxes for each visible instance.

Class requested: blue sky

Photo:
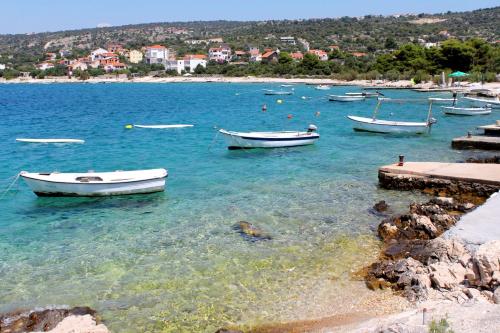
[2,0,498,34]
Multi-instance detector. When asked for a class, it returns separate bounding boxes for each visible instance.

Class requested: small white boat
[315,85,331,90]
[133,124,194,129]
[464,96,500,108]
[20,169,167,197]
[347,116,432,134]
[280,84,294,87]
[263,89,293,96]
[347,98,436,134]
[219,125,319,149]
[442,106,492,116]
[329,95,365,102]
[345,92,380,98]
[428,97,456,104]
[16,138,85,144]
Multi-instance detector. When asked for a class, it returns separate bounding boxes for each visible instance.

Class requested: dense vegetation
[192,38,499,82]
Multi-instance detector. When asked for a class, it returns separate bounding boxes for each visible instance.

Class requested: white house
[36,62,55,70]
[90,48,109,61]
[145,45,170,65]
[0,64,5,70]
[280,36,296,45]
[71,62,88,71]
[165,60,185,74]
[183,55,207,72]
[209,45,232,62]
[249,54,262,62]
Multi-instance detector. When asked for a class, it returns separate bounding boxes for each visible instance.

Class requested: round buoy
[301,96,307,100]
[287,114,293,119]
[125,124,133,129]
[315,111,321,117]
[262,104,267,112]
[277,99,283,104]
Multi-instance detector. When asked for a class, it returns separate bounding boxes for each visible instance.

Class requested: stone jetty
[378,162,500,201]
[452,121,500,150]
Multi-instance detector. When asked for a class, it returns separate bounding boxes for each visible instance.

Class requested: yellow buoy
[125,124,133,129]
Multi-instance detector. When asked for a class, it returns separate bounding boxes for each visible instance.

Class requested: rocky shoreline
[365,194,500,318]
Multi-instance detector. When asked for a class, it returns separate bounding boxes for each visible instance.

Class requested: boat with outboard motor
[219,125,319,149]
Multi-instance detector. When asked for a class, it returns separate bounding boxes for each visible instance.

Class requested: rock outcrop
[366,197,500,305]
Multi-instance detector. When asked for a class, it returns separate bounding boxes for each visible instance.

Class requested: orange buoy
[287,114,293,119]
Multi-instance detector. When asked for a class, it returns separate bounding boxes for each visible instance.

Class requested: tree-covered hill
[0,6,498,59]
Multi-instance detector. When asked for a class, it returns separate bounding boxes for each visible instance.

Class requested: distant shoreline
[2,76,499,94]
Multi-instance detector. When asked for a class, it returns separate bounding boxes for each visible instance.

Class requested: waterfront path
[379,162,500,186]
[445,191,500,247]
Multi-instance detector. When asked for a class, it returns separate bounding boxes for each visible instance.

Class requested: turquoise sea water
[0,83,496,332]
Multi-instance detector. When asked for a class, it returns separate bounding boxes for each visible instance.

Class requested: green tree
[384,37,398,49]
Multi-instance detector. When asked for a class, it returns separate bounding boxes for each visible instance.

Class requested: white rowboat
[263,90,293,95]
[428,97,456,104]
[219,125,319,149]
[329,95,365,102]
[315,85,331,90]
[442,106,492,116]
[20,169,167,197]
[347,116,432,134]
[345,92,380,98]
[16,138,85,144]
[464,96,500,108]
[133,124,194,129]
[347,98,436,134]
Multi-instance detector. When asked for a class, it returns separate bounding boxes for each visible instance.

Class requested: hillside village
[0,6,498,80]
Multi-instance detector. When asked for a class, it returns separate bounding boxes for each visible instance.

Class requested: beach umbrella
[448,71,469,78]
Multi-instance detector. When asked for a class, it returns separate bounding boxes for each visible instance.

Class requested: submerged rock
[234,221,272,241]
[0,306,101,333]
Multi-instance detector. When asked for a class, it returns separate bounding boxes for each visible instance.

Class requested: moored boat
[329,95,365,102]
[345,92,380,98]
[133,124,194,129]
[464,96,500,108]
[347,116,432,134]
[263,89,293,95]
[442,106,492,116]
[428,97,458,104]
[219,125,319,149]
[20,169,167,197]
[347,98,437,134]
[315,85,331,90]
[16,138,85,144]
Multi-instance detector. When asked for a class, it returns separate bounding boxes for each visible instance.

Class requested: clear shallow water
[0,83,496,332]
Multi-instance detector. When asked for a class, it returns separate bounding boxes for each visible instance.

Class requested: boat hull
[219,130,319,149]
[464,97,500,108]
[21,171,167,197]
[442,106,491,116]
[347,116,429,134]
[329,95,365,102]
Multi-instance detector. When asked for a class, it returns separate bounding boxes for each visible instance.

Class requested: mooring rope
[0,173,21,199]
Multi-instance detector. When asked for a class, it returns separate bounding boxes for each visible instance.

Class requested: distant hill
[0,6,498,62]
